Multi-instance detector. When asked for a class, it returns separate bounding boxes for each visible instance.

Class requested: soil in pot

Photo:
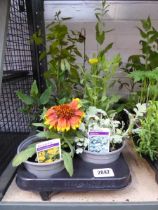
[110,142,123,152]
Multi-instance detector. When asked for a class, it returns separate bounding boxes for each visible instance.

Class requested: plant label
[93,168,114,177]
[36,139,61,163]
[88,129,110,153]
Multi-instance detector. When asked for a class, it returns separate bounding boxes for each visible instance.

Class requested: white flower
[116,128,122,135]
[74,137,85,143]
[83,138,89,147]
[112,120,120,128]
[77,142,83,146]
[99,119,110,127]
[79,123,86,132]
[111,135,122,143]
[76,148,84,154]
[134,103,147,117]
[74,137,79,142]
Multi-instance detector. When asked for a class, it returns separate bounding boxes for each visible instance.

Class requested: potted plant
[13,10,86,179]
[134,101,158,161]
[79,0,121,115]
[32,11,85,103]
[12,98,85,178]
[75,104,146,164]
[128,100,158,183]
[119,17,158,108]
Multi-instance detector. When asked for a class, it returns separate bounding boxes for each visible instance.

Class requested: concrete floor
[3,141,158,202]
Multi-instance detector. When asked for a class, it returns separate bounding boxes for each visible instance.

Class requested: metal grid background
[0,0,33,133]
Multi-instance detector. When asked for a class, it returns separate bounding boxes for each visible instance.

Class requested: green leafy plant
[80,0,121,113]
[136,101,158,161]
[80,55,121,114]
[33,11,85,103]
[126,17,158,73]
[79,0,121,114]
[95,0,113,50]
[129,67,158,103]
[16,80,52,123]
[120,16,158,104]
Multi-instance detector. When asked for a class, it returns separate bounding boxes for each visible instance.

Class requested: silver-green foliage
[75,104,146,154]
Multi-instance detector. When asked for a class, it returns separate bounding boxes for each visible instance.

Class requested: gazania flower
[44,98,85,132]
[89,58,99,65]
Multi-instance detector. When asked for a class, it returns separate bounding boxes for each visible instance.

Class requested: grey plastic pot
[17,135,64,178]
[80,141,126,164]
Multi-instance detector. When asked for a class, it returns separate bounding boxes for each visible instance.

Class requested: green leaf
[30,80,39,97]
[32,32,43,45]
[141,17,151,31]
[96,23,105,45]
[61,59,66,72]
[39,51,47,61]
[36,131,60,139]
[137,27,147,39]
[58,97,68,104]
[95,13,101,22]
[12,143,36,167]
[129,71,145,82]
[62,151,73,176]
[54,24,68,40]
[32,123,44,127]
[74,48,82,57]
[16,91,34,105]
[99,43,113,57]
[64,59,71,72]
[39,86,52,105]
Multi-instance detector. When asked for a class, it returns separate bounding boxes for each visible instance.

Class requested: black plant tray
[16,155,131,201]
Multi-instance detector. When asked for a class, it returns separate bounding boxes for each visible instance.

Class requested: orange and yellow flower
[44,98,85,132]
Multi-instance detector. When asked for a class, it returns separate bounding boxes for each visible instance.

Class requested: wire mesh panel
[0,0,33,133]
[0,0,35,176]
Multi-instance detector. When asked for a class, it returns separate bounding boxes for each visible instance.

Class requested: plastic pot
[17,135,64,178]
[80,141,126,164]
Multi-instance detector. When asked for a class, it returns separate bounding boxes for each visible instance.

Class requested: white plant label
[93,168,114,177]
[36,139,61,163]
[88,129,110,153]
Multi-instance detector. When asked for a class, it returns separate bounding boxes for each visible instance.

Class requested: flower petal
[66,121,70,131]
[69,98,81,110]
[74,110,85,118]
[56,118,67,132]
[70,116,81,129]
